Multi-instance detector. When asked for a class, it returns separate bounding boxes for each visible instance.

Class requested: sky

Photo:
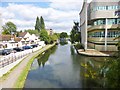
[0,0,92,34]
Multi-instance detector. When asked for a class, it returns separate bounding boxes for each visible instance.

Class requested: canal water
[24,42,108,88]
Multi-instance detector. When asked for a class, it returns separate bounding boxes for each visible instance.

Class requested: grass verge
[0,57,26,82]
[14,44,55,88]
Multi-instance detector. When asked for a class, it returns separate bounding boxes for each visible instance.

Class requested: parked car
[13,47,24,52]
[31,44,38,48]
[0,49,11,55]
[22,46,33,50]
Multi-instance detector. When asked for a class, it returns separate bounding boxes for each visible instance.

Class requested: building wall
[87,0,120,51]
[88,42,118,51]
[47,29,54,36]
[88,0,119,20]
[79,0,88,50]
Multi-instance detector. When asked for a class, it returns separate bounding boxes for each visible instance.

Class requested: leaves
[25,29,39,35]
[70,22,81,43]
[2,21,17,35]
[35,16,45,32]
[40,16,45,30]
[60,32,68,39]
[35,16,40,32]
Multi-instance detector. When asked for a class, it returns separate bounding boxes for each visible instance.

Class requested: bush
[74,43,84,49]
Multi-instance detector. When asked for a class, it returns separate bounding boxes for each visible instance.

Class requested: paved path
[0,44,54,89]
[78,49,111,57]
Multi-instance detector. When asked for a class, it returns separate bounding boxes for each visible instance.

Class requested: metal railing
[0,46,42,68]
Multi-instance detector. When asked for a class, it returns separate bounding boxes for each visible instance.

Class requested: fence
[0,46,42,69]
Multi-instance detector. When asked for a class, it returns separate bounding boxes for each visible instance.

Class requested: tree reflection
[36,46,57,67]
[70,45,76,55]
[59,41,68,46]
[80,57,108,88]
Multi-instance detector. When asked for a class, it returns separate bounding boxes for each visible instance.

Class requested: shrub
[74,43,84,49]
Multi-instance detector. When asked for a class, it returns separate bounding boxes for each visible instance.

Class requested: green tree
[60,32,68,39]
[39,29,50,44]
[2,21,17,35]
[70,22,81,43]
[50,34,58,44]
[54,33,60,39]
[35,16,40,32]
[25,29,39,35]
[40,16,45,30]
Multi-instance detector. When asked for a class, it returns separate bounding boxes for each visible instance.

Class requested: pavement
[0,44,55,89]
[78,49,111,57]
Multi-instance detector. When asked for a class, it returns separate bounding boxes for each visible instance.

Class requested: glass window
[117,19,120,24]
[108,6,112,10]
[106,6,108,10]
[91,5,119,12]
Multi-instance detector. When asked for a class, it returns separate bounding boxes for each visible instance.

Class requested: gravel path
[0,44,54,89]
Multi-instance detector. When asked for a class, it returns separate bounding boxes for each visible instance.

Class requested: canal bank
[0,43,56,89]
[77,49,113,57]
[73,44,115,57]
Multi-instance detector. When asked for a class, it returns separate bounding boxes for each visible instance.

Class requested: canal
[24,42,109,88]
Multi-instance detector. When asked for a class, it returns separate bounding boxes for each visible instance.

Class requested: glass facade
[88,31,120,38]
[91,5,120,12]
[93,18,120,25]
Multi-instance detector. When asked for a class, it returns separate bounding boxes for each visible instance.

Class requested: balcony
[88,24,119,32]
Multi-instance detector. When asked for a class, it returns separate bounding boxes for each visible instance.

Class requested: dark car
[0,49,11,55]
[31,44,38,48]
[22,46,33,50]
[13,47,24,52]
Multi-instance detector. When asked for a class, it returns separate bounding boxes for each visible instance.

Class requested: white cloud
[1,0,50,2]
[1,0,85,34]
[50,0,83,11]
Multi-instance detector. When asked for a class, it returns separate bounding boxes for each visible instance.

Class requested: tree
[40,16,45,30]
[35,16,40,32]
[54,33,60,39]
[50,34,58,43]
[60,32,68,39]
[39,29,50,44]
[70,22,81,43]
[25,29,39,35]
[2,21,17,35]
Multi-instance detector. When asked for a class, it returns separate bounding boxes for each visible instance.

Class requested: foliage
[60,32,68,39]
[39,29,59,44]
[70,22,81,43]
[35,16,40,32]
[100,41,120,88]
[37,46,57,67]
[50,34,58,41]
[74,43,84,49]
[25,29,39,35]
[106,58,120,87]
[40,16,45,30]
[39,29,50,44]
[106,41,120,87]
[60,41,68,45]
[35,16,45,32]
[2,21,17,35]
[54,33,60,39]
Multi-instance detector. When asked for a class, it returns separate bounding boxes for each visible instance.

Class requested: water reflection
[37,46,57,67]
[78,55,111,88]
[59,41,68,46]
[24,43,114,88]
